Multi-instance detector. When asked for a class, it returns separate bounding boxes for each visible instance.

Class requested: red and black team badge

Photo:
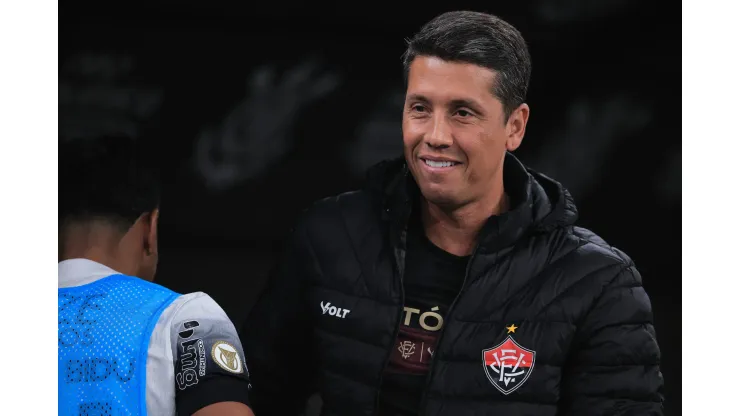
[482,333,536,395]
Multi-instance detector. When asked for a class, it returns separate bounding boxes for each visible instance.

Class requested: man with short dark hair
[242,11,664,415]
[58,136,255,416]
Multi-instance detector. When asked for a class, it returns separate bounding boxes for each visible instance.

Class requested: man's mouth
[421,158,460,168]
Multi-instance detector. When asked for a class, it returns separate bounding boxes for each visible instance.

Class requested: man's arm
[559,263,664,415]
[240,219,318,416]
[170,294,254,416]
[193,402,254,416]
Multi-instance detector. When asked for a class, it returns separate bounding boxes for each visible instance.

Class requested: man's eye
[456,109,473,117]
[411,105,426,112]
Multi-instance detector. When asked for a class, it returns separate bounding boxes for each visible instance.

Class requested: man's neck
[421,187,509,257]
[59,224,135,276]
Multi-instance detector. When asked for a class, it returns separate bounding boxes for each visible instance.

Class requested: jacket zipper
[374,226,408,415]
[418,241,481,415]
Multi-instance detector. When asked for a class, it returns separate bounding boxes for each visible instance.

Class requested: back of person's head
[59,135,162,280]
[402,10,532,122]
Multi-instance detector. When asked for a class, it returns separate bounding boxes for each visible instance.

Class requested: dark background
[60,2,680,414]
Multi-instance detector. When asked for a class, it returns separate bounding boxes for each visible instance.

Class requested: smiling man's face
[402,56,526,208]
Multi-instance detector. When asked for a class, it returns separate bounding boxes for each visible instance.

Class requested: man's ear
[143,208,159,257]
[505,103,530,152]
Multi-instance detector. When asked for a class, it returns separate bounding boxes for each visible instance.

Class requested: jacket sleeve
[559,263,664,415]
[240,219,318,416]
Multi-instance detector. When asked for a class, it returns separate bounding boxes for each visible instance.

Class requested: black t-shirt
[378,213,470,415]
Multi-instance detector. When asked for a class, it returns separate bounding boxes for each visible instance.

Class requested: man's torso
[298,190,625,416]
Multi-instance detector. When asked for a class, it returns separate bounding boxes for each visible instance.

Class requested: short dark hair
[402,11,532,121]
[59,135,161,233]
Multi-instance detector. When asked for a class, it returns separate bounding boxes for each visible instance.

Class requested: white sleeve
[168,292,252,414]
[144,292,251,416]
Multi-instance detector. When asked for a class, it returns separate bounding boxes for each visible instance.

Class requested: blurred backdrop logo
[193,58,342,191]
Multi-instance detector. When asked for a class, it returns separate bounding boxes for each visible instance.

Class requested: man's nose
[424,114,453,149]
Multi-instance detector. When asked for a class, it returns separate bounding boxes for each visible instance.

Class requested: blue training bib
[58,274,178,416]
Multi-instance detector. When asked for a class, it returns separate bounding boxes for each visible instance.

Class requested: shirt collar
[58,258,121,288]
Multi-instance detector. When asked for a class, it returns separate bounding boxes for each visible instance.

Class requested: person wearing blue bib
[59,136,255,416]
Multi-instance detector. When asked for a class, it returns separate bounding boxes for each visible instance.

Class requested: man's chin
[419,185,461,208]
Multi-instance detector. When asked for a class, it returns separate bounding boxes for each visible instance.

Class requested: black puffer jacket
[241,153,664,416]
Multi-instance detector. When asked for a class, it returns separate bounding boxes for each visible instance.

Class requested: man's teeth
[424,159,454,168]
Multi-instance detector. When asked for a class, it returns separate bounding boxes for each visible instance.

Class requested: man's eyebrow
[406,93,431,104]
[406,94,485,111]
[449,98,485,113]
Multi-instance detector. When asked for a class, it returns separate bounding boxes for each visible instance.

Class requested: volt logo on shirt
[320,301,350,318]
